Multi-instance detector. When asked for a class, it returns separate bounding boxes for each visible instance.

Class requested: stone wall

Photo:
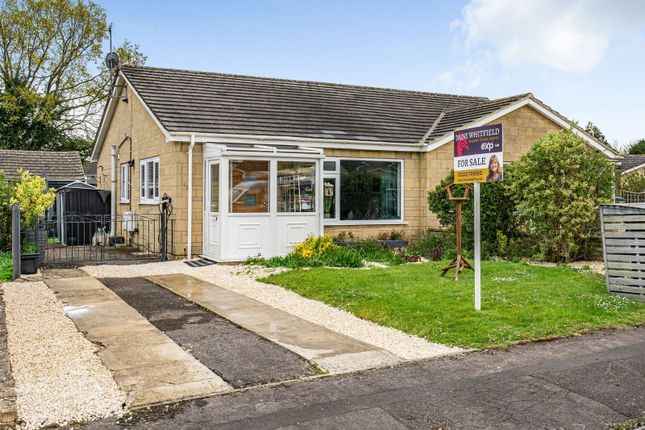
[95,86,204,256]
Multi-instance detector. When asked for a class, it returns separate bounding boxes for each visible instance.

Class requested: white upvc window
[120,163,130,202]
[323,157,404,225]
[140,156,160,204]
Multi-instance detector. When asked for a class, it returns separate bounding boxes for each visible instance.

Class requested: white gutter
[187,134,196,259]
[110,145,117,236]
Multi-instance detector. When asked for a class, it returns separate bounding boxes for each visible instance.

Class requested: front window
[339,159,401,221]
[230,160,270,213]
[277,161,316,213]
[140,157,160,203]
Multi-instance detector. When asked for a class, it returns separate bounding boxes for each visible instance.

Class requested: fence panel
[600,204,645,301]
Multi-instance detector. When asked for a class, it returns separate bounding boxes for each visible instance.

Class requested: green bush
[509,130,615,262]
[247,238,403,268]
[0,171,11,251]
[427,168,518,257]
[405,230,455,260]
[619,171,645,192]
[0,252,12,282]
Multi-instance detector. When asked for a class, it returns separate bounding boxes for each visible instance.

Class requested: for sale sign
[453,124,503,184]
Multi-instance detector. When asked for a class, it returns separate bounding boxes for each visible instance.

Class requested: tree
[509,130,616,262]
[627,138,645,155]
[584,121,609,146]
[0,0,146,154]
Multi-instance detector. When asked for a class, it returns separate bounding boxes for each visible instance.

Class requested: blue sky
[97,0,645,148]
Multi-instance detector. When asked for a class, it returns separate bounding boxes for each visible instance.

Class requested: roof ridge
[443,93,532,114]
[120,65,489,101]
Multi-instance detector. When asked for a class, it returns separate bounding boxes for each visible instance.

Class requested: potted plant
[20,240,39,274]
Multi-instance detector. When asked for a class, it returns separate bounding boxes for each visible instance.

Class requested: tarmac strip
[146,274,402,373]
[45,276,231,408]
[98,277,316,387]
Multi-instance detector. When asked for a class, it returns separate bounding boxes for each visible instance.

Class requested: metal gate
[27,213,174,266]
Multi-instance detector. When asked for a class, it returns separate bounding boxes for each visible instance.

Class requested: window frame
[139,156,160,204]
[120,163,130,203]
[323,157,405,225]
[276,160,317,214]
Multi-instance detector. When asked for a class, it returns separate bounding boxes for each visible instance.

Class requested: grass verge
[0,252,12,282]
[260,261,645,349]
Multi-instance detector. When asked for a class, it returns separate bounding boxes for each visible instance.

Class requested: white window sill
[139,200,160,205]
[119,199,130,204]
[324,220,408,226]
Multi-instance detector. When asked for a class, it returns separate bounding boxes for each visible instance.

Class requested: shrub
[0,171,12,251]
[333,231,355,242]
[509,130,615,262]
[293,235,337,259]
[619,171,645,192]
[406,230,455,261]
[427,168,518,257]
[248,236,403,268]
[9,169,55,227]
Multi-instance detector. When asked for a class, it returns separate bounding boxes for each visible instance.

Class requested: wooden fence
[600,204,645,301]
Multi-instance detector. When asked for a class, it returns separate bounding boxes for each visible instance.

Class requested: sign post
[453,124,503,311]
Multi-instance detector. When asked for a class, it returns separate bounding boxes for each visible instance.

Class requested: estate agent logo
[453,124,504,184]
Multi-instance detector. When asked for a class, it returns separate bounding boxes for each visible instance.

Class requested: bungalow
[91,66,617,261]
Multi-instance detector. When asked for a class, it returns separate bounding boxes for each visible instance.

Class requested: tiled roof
[425,94,532,141]
[620,155,645,173]
[0,150,85,182]
[120,66,493,144]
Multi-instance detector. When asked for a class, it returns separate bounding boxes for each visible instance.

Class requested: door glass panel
[229,160,270,213]
[210,163,219,212]
[277,161,316,213]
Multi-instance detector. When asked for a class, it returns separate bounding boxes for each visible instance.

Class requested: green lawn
[0,252,12,282]
[260,261,645,349]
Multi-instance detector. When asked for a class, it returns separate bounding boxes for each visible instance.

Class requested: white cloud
[453,0,645,73]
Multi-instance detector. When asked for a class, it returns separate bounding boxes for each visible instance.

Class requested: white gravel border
[82,261,462,361]
[2,281,125,429]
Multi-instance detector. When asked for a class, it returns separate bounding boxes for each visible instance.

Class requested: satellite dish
[105,52,119,71]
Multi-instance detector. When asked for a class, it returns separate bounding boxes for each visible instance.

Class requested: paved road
[87,327,645,429]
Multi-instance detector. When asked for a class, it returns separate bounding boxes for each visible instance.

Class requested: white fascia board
[621,163,645,175]
[90,76,122,162]
[168,132,424,152]
[424,98,618,159]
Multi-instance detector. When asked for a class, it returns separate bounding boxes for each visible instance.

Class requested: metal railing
[23,213,174,266]
[614,190,645,204]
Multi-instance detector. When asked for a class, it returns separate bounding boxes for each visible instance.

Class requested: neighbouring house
[619,155,645,177]
[0,149,85,189]
[91,66,617,261]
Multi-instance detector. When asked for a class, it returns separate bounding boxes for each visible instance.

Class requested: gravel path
[2,281,125,429]
[83,261,462,361]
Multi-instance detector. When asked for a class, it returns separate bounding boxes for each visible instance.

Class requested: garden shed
[55,181,111,245]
